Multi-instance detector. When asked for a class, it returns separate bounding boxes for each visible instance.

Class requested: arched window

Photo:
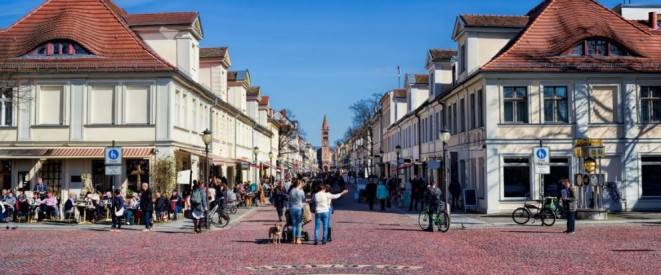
[26,40,91,57]
[567,38,631,57]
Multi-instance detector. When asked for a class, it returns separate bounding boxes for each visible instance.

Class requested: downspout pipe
[414,111,421,177]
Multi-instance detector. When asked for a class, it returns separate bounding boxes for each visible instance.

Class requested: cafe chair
[16,202,31,223]
[64,207,76,223]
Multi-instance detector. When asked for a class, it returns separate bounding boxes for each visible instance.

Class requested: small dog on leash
[269,223,283,244]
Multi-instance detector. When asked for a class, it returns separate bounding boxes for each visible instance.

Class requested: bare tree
[349,93,381,130]
[275,109,305,157]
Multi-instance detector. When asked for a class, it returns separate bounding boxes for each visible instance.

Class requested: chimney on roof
[650,12,658,30]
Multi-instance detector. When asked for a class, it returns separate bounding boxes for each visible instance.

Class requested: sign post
[533,145,550,198]
[105,141,123,194]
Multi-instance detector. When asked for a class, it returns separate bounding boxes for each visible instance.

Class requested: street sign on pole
[105,165,122,175]
[533,146,550,174]
[105,147,123,165]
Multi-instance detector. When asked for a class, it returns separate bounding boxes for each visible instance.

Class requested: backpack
[309,193,317,213]
[191,188,202,204]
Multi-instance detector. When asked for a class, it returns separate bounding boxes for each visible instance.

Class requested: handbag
[184,209,193,219]
[115,207,124,216]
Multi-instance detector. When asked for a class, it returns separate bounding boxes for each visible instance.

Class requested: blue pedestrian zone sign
[533,147,549,164]
[105,147,123,165]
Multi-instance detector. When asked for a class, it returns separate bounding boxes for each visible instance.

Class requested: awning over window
[0,147,153,159]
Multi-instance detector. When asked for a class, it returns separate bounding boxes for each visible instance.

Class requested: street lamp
[395,145,402,184]
[253,146,259,194]
[268,151,274,184]
[439,127,451,203]
[277,154,283,181]
[201,128,212,229]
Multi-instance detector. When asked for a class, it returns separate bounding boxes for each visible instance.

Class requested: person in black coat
[111,189,125,231]
[140,183,153,231]
[365,179,377,211]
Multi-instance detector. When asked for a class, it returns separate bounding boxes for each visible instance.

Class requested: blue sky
[0,0,631,146]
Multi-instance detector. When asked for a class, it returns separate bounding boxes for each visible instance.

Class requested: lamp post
[439,127,451,203]
[253,146,259,195]
[395,145,402,187]
[379,150,384,177]
[268,151,273,184]
[277,155,283,181]
[201,129,212,228]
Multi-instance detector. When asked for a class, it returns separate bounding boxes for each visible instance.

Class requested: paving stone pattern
[1,187,659,274]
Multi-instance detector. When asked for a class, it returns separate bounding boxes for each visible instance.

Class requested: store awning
[0,147,153,159]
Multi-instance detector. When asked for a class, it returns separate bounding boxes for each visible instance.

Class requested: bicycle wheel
[418,210,430,230]
[437,211,450,232]
[210,211,231,228]
[229,204,237,214]
[512,208,530,225]
[540,209,556,226]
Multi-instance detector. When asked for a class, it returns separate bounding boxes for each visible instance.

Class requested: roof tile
[123,12,198,26]
[460,15,529,28]
[429,49,457,60]
[482,0,661,72]
[0,0,175,73]
[200,47,227,59]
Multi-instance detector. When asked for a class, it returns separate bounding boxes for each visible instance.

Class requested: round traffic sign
[536,148,547,159]
[108,149,120,160]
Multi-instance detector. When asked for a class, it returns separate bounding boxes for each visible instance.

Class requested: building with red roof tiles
[0,0,290,205]
[374,0,661,213]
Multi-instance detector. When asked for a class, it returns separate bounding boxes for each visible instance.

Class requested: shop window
[92,160,110,193]
[542,158,570,197]
[503,157,530,198]
[40,160,62,195]
[641,156,661,196]
[126,160,150,192]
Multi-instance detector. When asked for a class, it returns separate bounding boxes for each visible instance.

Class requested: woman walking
[313,184,348,245]
[376,180,389,211]
[288,179,305,244]
[111,189,124,232]
[191,180,208,234]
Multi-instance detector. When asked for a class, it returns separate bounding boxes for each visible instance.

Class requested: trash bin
[544,197,557,211]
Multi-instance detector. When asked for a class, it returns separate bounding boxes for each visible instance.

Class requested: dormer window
[567,38,631,57]
[26,40,91,57]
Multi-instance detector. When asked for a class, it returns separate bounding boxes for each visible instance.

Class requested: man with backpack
[423,181,442,232]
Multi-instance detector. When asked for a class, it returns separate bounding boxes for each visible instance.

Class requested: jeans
[143,211,152,229]
[379,199,386,211]
[567,211,576,232]
[124,210,134,225]
[314,211,330,243]
[172,205,182,220]
[112,214,122,229]
[290,207,303,238]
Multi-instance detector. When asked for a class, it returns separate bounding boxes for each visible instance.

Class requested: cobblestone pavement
[1,187,660,275]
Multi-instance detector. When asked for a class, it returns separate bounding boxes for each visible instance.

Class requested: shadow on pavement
[233,239,271,245]
[376,228,416,232]
[500,230,563,234]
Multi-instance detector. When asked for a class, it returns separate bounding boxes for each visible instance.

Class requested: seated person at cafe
[170,190,182,220]
[33,177,47,199]
[1,189,7,200]
[154,192,168,221]
[84,192,100,222]
[17,189,27,203]
[64,193,77,218]
[3,191,16,222]
[40,191,59,220]
[124,193,140,225]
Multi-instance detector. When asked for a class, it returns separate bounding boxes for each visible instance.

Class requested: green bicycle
[418,203,450,232]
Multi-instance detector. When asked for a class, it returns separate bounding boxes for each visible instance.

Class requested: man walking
[140,182,153,232]
[561,179,576,234]
[409,175,422,211]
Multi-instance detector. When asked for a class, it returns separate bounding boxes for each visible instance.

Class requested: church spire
[322,114,329,130]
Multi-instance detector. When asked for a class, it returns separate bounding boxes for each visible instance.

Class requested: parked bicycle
[511,193,556,226]
[390,189,402,208]
[418,203,450,232]
[207,202,231,228]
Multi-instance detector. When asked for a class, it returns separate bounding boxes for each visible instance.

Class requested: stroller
[281,208,310,242]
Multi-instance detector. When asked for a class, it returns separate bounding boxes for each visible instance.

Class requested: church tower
[321,114,331,172]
